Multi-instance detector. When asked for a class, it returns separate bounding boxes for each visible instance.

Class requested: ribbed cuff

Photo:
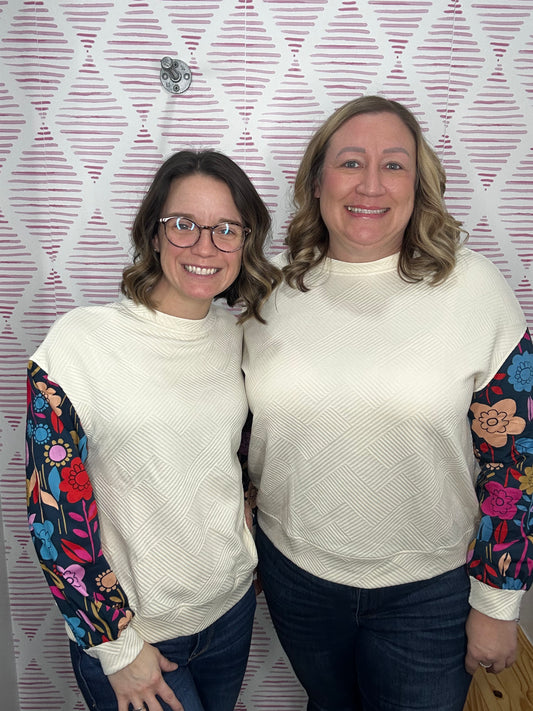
[83,625,145,675]
[469,578,524,620]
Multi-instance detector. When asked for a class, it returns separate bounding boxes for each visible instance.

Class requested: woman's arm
[466,330,533,671]
[26,360,134,648]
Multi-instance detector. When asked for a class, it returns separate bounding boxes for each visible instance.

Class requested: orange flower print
[36,381,62,417]
[118,610,133,631]
[59,457,93,503]
[470,398,525,448]
[96,569,118,593]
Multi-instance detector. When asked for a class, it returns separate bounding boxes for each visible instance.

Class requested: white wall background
[1,0,532,708]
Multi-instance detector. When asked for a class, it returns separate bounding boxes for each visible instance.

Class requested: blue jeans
[70,585,256,711]
[256,527,472,711]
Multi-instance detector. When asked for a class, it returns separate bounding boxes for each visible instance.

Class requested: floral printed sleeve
[26,360,134,648]
[467,331,533,598]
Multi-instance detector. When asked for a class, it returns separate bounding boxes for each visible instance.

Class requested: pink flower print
[470,398,525,448]
[57,564,88,596]
[481,481,522,520]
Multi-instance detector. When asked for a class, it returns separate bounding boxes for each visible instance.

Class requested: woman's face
[315,111,417,263]
[152,173,243,319]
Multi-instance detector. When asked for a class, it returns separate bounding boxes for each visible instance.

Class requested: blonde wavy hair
[121,150,281,323]
[284,95,466,291]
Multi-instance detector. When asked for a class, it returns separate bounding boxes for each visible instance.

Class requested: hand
[465,608,517,675]
[108,642,183,711]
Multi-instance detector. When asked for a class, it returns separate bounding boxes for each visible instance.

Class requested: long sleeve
[26,360,134,648]
[467,331,533,619]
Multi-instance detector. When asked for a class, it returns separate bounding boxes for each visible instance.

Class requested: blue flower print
[33,392,49,413]
[26,421,34,439]
[33,521,58,561]
[63,614,86,644]
[502,577,524,590]
[507,351,533,393]
[33,422,51,445]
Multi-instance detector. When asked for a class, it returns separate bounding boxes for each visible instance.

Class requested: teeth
[347,207,387,215]
[184,265,219,275]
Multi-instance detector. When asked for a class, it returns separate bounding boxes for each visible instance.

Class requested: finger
[158,654,179,673]
[156,681,184,711]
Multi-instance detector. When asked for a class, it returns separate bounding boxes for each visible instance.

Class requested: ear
[152,232,160,253]
[314,182,321,198]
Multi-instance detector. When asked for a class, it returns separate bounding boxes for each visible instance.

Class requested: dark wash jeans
[256,526,472,711]
[70,584,256,711]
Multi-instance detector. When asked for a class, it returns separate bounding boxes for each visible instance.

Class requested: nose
[357,165,385,196]
[191,227,217,256]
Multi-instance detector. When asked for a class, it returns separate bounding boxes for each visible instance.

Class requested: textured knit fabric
[243,246,533,621]
[26,299,256,675]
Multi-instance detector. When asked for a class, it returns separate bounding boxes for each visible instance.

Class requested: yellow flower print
[470,398,525,448]
[519,466,533,495]
[44,438,72,467]
[36,381,62,417]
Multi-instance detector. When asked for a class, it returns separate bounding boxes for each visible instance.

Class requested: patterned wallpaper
[1,0,532,708]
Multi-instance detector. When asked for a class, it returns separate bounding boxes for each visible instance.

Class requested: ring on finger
[479,661,492,669]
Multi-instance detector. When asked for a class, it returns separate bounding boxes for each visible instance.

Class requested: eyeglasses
[159,216,250,253]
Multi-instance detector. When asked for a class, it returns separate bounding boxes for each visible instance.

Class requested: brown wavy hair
[284,95,466,291]
[121,150,281,322]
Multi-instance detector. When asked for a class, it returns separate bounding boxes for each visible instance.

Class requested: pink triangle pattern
[19,269,77,351]
[55,56,129,181]
[8,127,84,259]
[65,209,130,304]
[0,83,24,168]
[467,216,515,281]
[368,0,433,56]
[262,0,329,55]
[0,2,75,120]
[164,0,220,55]
[473,0,533,58]
[206,5,282,121]
[61,1,114,51]
[457,72,528,188]
[108,129,165,230]
[412,7,485,122]
[309,3,384,104]
[103,5,173,121]
[0,213,38,319]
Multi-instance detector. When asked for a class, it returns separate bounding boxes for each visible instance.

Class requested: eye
[342,159,360,169]
[213,222,238,237]
[385,162,403,170]
[175,217,196,231]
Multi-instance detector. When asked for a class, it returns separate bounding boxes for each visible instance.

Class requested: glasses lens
[165,217,198,246]
[212,223,245,252]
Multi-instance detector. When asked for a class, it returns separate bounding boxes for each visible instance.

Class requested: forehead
[327,111,416,155]
[164,173,239,214]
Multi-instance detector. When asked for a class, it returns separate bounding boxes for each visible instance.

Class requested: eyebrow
[335,146,411,158]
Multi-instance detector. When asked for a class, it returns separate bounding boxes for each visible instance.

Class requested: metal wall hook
[160,56,192,94]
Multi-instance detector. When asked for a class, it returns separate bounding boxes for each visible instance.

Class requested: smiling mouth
[184,265,220,276]
[347,207,388,215]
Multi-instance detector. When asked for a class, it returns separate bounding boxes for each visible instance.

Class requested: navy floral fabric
[468,330,533,591]
[26,361,133,648]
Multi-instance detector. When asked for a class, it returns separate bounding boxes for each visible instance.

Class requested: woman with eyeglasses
[25,150,280,711]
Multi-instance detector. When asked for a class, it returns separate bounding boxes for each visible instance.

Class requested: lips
[184,265,220,275]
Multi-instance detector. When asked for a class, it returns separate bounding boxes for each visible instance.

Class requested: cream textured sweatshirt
[243,247,529,620]
[28,299,256,674]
